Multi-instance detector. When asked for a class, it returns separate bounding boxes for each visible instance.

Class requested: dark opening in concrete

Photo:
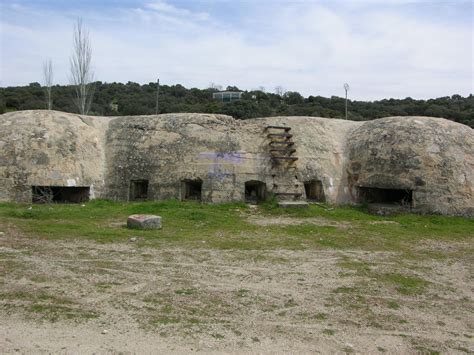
[182,179,202,201]
[245,180,266,204]
[358,187,413,206]
[304,180,326,202]
[32,186,90,203]
[129,180,149,201]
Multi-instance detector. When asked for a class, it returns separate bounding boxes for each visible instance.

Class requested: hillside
[1,82,473,127]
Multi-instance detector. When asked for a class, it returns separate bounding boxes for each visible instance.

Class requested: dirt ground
[0,222,473,354]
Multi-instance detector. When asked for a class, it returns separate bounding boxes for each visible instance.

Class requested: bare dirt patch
[247,216,352,228]
[0,223,473,354]
[368,220,400,225]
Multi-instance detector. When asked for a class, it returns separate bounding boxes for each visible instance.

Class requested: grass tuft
[382,273,429,295]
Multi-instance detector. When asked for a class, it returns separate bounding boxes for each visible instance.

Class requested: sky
[0,0,472,100]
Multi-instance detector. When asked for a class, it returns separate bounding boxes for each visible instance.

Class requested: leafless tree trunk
[42,59,53,110]
[275,86,285,97]
[69,18,94,115]
[208,82,222,91]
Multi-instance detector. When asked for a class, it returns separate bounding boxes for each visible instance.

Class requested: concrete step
[275,192,303,197]
[278,201,309,209]
[272,183,303,189]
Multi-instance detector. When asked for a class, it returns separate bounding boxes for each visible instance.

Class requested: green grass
[387,301,400,309]
[211,333,225,339]
[314,312,328,320]
[322,328,335,336]
[413,345,441,355]
[236,289,250,297]
[0,289,98,322]
[27,304,98,322]
[0,200,472,253]
[333,286,357,294]
[0,290,72,304]
[381,273,429,295]
[175,288,197,296]
[338,258,431,296]
[150,316,180,325]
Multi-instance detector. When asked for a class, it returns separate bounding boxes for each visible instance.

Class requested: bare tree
[42,59,53,110]
[343,83,350,119]
[275,86,285,97]
[155,78,160,114]
[208,82,222,91]
[70,18,94,115]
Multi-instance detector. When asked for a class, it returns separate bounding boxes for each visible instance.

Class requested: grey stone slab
[278,201,309,209]
[127,214,162,230]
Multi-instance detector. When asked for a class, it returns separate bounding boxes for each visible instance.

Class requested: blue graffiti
[199,151,245,181]
[199,151,245,164]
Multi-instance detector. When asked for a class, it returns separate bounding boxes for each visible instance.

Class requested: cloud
[145,1,210,22]
[0,0,472,100]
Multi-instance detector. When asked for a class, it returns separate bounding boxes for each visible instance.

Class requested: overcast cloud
[0,0,472,100]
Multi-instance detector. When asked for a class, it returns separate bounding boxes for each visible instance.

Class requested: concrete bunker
[1,111,472,216]
[181,179,202,201]
[32,186,90,204]
[245,180,266,204]
[358,187,413,207]
[304,180,325,202]
[129,180,149,201]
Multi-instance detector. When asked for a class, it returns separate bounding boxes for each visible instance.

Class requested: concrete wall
[1,110,472,216]
[103,114,358,204]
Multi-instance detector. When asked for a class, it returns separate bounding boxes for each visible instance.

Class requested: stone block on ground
[127,214,162,230]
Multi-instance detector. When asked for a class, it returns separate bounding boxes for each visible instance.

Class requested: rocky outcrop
[0,110,472,216]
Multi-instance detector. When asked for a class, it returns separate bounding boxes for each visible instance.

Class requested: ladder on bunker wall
[265,125,304,201]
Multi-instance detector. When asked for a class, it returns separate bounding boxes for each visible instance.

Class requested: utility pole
[343,83,350,120]
[155,78,160,115]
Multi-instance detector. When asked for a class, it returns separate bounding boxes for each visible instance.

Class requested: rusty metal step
[269,141,295,146]
[265,125,291,131]
[267,133,293,139]
[270,148,296,154]
[272,156,298,161]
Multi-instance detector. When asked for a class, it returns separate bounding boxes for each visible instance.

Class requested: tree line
[0,82,472,128]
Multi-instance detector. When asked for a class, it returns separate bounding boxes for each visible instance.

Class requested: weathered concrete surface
[0,110,110,202]
[104,114,358,204]
[256,116,359,204]
[347,116,474,216]
[278,201,309,209]
[0,110,472,216]
[127,214,162,230]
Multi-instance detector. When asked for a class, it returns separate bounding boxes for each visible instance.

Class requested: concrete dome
[0,110,109,202]
[347,116,474,216]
